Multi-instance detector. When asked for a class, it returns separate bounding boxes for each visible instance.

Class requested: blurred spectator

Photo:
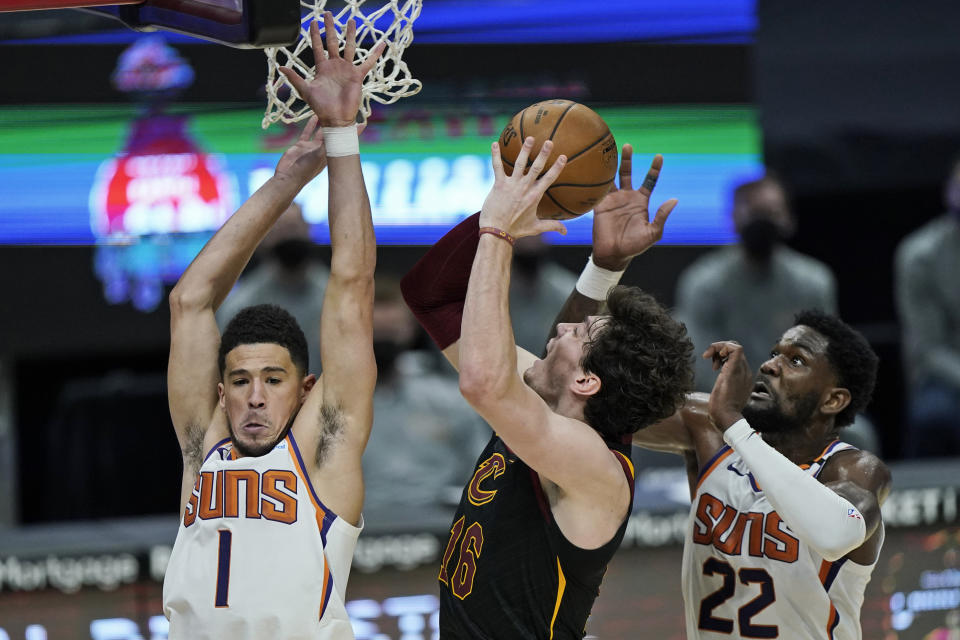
[895,159,960,458]
[675,174,837,391]
[361,278,488,527]
[216,202,328,373]
[509,235,577,354]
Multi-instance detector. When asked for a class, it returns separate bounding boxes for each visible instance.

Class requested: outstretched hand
[591,146,678,270]
[279,12,386,127]
[479,136,567,239]
[704,341,754,430]
[274,115,327,185]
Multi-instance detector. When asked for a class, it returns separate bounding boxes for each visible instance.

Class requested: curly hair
[218,304,309,377]
[580,286,694,437]
[793,309,878,427]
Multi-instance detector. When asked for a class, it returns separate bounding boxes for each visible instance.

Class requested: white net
[262,0,423,129]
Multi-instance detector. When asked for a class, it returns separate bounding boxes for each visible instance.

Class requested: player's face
[524,316,604,404]
[218,343,308,457]
[744,325,835,433]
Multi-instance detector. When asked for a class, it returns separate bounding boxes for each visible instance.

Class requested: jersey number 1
[215,529,232,607]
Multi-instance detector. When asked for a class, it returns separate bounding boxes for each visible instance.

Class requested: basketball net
[262,0,422,129]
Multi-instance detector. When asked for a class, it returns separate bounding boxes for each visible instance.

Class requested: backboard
[0,0,301,48]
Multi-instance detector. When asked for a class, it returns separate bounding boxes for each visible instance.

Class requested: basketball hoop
[262,0,422,128]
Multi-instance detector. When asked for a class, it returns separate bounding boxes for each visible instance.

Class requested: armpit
[315,404,346,466]
[181,423,205,475]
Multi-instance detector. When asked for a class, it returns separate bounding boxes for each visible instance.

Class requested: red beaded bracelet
[478,227,515,246]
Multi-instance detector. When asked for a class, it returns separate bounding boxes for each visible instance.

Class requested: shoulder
[896,215,954,267]
[778,247,835,284]
[818,447,891,501]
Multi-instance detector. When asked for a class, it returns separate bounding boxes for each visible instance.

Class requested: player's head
[745,309,878,434]
[217,304,314,457]
[524,286,694,438]
[732,174,794,262]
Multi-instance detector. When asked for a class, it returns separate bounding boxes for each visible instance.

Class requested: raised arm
[707,341,890,562]
[280,13,385,525]
[547,147,677,338]
[399,212,541,374]
[547,147,700,456]
[167,119,327,507]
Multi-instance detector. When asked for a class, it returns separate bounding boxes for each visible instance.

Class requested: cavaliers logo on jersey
[467,453,507,506]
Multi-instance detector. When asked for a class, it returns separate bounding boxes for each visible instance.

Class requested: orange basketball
[498,99,618,220]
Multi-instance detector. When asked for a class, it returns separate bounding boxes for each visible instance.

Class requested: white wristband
[575,254,625,300]
[322,124,359,157]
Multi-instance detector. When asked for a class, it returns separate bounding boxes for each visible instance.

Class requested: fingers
[651,198,679,229]
[527,140,554,180]
[279,66,307,99]
[639,154,663,196]
[343,17,356,62]
[300,115,320,141]
[617,144,634,191]
[358,40,386,77]
[535,219,568,236]
[537,153,566,189]
[703,341,743,370]
[513,136,535,175]
[490,142,506,181]
[309,20,326,66]
[323,11,339,60]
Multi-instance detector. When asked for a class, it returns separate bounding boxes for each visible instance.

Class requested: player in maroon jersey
[403,143,693,638]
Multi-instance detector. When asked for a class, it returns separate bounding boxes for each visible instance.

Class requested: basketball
[498,99,618,220]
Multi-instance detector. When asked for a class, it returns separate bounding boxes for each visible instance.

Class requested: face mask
[739,218,782,262]
[271,238,312,271]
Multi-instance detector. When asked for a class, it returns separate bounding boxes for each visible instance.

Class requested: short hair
[793,309,879,427]
[218,304,309,377]
[581,286,694,437]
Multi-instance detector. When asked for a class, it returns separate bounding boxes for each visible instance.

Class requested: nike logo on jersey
[183,469,299,526]
[692,493,799,562]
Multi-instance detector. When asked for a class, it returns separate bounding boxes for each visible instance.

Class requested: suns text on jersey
[692,493,799,562]
[183,469,298,526]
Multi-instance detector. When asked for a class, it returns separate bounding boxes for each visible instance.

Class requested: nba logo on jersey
[847,508,862,520]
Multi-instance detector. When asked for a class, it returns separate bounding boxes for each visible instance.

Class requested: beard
[228,411,298,458]
[742,390,820,435]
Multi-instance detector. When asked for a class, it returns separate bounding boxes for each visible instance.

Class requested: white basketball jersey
[682,440,878,640]
[163,433,361,640]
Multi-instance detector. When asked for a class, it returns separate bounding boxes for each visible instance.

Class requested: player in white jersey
[633,309,891,639]
[162,13,385,638]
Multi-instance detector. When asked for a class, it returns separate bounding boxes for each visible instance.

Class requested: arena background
[1,0,959,637]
